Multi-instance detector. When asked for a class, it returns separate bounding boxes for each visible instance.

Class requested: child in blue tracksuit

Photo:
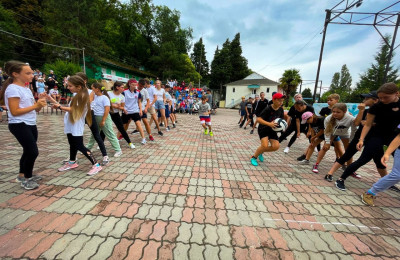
[362,123,400,206]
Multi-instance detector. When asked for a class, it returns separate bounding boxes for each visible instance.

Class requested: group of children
[0,60,214,190]
[249,86,400,206]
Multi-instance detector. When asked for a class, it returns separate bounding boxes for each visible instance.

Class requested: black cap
[360,91,378,99]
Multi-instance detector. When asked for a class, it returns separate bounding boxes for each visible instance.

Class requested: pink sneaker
[351,172,362,179]
[312,164,319,173]
[58,162,79,172]
[87,164,102,176]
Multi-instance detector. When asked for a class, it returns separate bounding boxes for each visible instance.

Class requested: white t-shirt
[140,88,149,110]
[5,84,37,125]
[92,95,110,116]
[154,88,165,101]
[64,104,87,136]
[124,89,141,114]
[165,92,172,102]
[49,89,59,95]
[108,91,125,113]
[147,86,156,104]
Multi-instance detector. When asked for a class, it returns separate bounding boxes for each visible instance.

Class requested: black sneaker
[160,123,164,127]
[335,179,346,191]
[389,185,400,193]
[173,123,176,128]
[175,121,178,123]
[131,130,139,134]
[239,125,243,128]
[324,175,333,182]
[167,126,171,131]
[297,154,306,161]
[158,131,163,136]
[250,130,254,134]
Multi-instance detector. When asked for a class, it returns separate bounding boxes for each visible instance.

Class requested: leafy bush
[42,59,82,79]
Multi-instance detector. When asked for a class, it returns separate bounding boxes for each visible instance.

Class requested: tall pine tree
[190,37,209,84]
[230,33,251,81]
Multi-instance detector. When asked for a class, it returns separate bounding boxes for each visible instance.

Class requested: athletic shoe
[209,131,214,137]
[129,143,135,149]
[314,147,318,153]
[299,159,310,165]
[361,193,375,206]
[239,125,243,128]
[173,124,176,128]
[335,179,346,191]
[21,178,39,190]
[204,129,209,135]
[324,175,333,182]
[166,127,170,132]
[250,157,258,166]
[158,131,163,136]
[118,134,123,140]
[16,175,43,183]
[114,151,122,157]
[244,127,247,130]
[87,164,102,176]
[102,156,109,166]
[389,185,400,193]
[141,138,147,145]
[297,154,306,161]
[160,123,164,127]
[58,162,79,172]
[351,172,362,179]
[131,130,139,134]
[167,126,171,131]
[250,130,254,134]
[96,146,100,150]
[149,135,155,141]
[283,147,290,154]
[258,154,264,162]
[154,126,158,130]
[312,164,319,173]
[175,121,178,123]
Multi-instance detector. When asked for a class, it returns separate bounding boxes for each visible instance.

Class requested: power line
[0,29,83,50]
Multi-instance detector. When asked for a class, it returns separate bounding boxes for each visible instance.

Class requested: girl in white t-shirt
[53,75,102,176]
[87,82,122,158]
[0,61,47,190]
[154,80,169,131]
[106,81,135,148]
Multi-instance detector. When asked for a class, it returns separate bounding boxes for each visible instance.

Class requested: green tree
[279,69,302,106]
[0,2,22,64]
[190,37,209,84]
[42,59,81,79]
[324,64,353,102]
[210,40,233,95]
[301,88,312,99]
[229,33,251,81]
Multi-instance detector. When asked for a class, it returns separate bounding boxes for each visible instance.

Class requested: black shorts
[141,113,147,119]
[122,113,141,124]
[258,127,279,140]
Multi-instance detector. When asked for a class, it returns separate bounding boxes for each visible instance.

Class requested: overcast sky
[152,0,399,93]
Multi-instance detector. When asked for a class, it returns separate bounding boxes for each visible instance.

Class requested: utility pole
[383,14,400,83]
[82,48,86,74]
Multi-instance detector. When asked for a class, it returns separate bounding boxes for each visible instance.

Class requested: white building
[224,72,281,108]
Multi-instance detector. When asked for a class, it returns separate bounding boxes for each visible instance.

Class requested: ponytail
[92,82,110,100]
[0,60,29,105]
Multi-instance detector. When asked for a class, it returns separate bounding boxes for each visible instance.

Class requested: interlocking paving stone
[0,110,399,259]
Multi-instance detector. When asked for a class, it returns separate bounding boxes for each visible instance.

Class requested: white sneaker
[129,143,135,149]
[114,151,122,157]
[284,147,290,154]
[141,138,147,145]
[96,146,100,150]
[102,156,109,166]
[314,147,318,153]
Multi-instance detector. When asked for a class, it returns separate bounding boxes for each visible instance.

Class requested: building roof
[225,72,278,86]
[100,58,156,78]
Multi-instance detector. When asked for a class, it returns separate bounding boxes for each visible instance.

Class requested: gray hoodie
[324,113,356,143]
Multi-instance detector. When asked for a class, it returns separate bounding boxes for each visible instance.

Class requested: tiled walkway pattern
[0,109,399,259]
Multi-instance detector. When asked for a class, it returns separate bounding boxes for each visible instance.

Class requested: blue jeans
[371,149,400,194]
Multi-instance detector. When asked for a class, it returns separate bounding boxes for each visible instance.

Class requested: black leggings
[336,134,359,165]
[9,123,38,178]
[341,136,386,180]
[67,134,97,165]
[279,122,308,147]
[87,110,107,157]
[101,113,131,144]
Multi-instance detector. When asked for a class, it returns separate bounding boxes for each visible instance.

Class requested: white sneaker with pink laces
[87,164,102,176]
[58,162,79,172]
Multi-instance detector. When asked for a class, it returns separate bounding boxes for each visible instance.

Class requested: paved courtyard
[0,108,399,260]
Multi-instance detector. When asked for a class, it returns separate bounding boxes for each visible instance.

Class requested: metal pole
[319,80,323,101]
[82,48,86,74]
[199,44,202,88]
[299,80,302,93]
[383,14,400,83]
[313,10,331,104]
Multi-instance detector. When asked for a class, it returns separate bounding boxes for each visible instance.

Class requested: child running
[137,79,155,141]
[0,60,47,190]
[361,123,400,206]
[87,82,122,159]
[197,96,213,136]
[335,83,400,191]
[55,75,102,176]
[106,81,136,148]
[250,93,285,166]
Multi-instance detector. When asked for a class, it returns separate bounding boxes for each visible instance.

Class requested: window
[266,88,270,93]
[125,74,129,79]
[233,88,235,93]
[111,70,116,76]
[252,89,257,94]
